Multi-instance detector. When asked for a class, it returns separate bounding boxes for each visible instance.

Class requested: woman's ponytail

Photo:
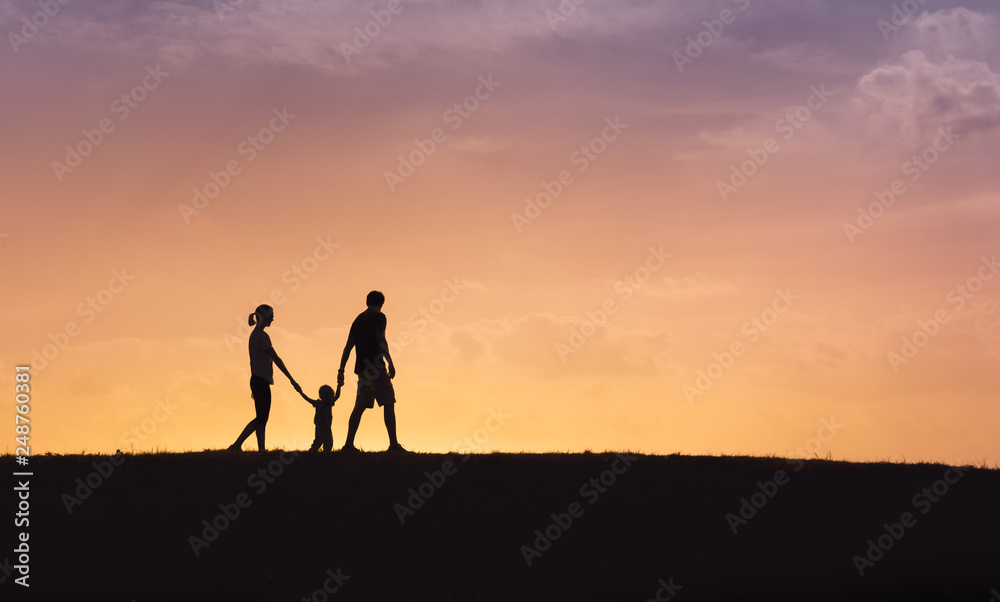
[249,304,273,327]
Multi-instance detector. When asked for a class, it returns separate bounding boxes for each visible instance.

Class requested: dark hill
[2,451,997,601]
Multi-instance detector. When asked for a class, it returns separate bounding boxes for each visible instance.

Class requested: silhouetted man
[338,290,405,452]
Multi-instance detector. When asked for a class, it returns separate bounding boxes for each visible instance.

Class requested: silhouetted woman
[229,304,301,451]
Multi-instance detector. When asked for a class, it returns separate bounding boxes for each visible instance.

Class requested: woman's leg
[232,420,256,448]
[252,379,272,451]
[232,377,264,449]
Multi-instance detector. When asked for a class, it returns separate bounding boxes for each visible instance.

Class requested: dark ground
[1,451,998,601]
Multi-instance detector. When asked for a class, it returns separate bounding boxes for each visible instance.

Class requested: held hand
[292,380,302,393]
[337,370,345,387]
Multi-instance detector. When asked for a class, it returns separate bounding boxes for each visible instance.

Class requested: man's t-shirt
[348,309,388,375]
[249,329,274,384]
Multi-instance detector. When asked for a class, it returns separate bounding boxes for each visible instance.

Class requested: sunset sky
[2,0,999,463]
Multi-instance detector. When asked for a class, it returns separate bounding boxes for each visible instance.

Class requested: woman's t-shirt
[249,329,274,384]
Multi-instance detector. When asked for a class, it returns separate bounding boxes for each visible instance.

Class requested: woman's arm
[271,348,301,392]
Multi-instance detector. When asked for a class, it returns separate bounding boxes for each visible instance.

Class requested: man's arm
[338,331,355,387]
[378,322,395,379]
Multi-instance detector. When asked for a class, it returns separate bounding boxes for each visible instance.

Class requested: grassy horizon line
[3,448,996,469]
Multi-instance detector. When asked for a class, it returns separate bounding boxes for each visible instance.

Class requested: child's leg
[308,424,322,452]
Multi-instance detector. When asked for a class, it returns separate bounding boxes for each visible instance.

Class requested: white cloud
[856,49,1000,143]
[905,7,1000,63]
[752,44,865,75]
[855,8,1000,143]
[2,0,691,74]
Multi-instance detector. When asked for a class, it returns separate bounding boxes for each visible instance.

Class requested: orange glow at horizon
[2,0,999,465]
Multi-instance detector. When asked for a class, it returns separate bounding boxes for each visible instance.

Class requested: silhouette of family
[229,291,404,453]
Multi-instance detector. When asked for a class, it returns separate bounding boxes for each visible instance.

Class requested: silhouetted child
[299,384,340,452]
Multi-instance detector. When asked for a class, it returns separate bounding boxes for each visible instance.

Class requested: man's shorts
[356,372,396,408]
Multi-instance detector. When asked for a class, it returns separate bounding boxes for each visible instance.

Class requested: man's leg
[384,404,398,447]
[345,404,365,448]
[376,373,400,448]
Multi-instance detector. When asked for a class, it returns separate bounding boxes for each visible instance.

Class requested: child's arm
[332,384,342,403]
[298,390,317,406]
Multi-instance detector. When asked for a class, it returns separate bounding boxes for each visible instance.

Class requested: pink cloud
[856,49,1000,142]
